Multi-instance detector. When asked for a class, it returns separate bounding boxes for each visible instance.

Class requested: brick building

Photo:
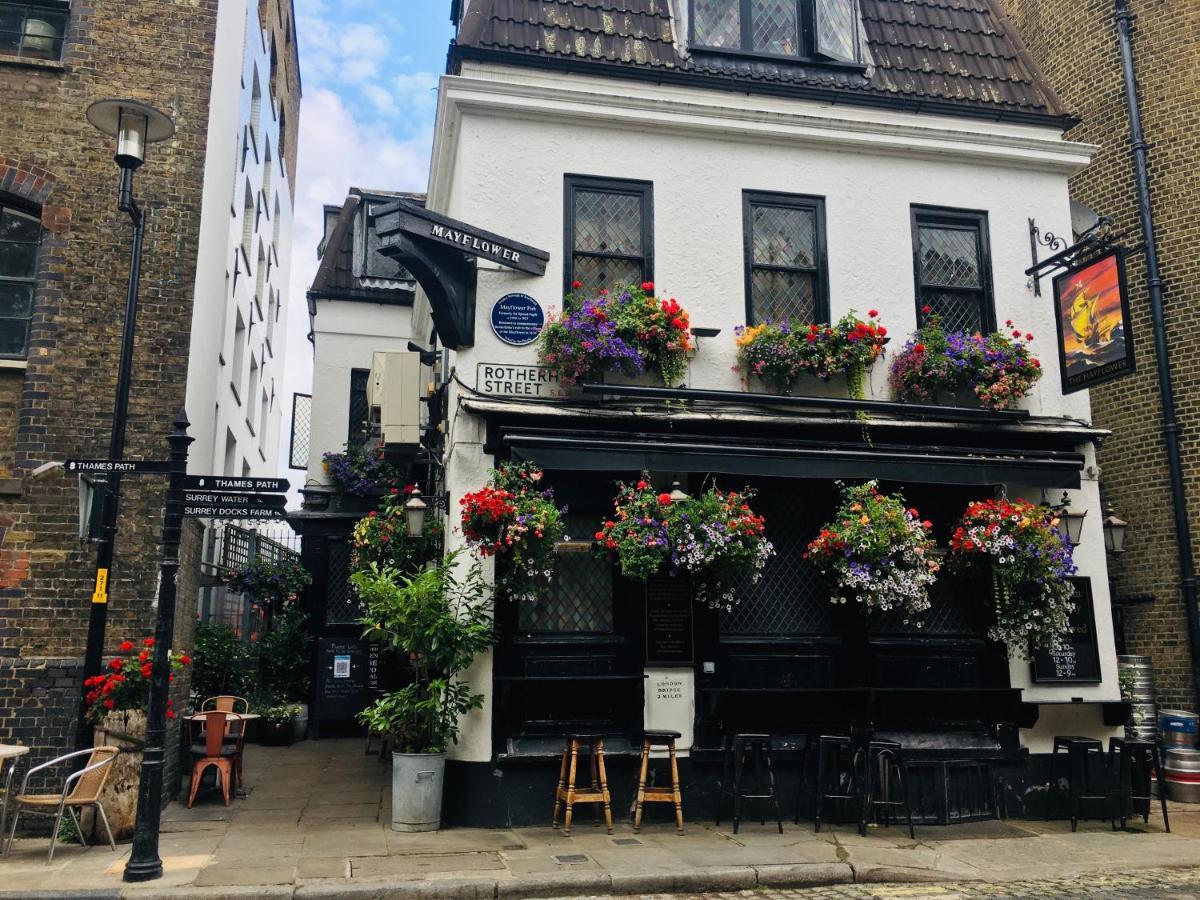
[0,0,300,795]
[999,0,1200,709]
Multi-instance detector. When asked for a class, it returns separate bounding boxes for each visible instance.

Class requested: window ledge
[0,359,29,371]
[0,55,66,74]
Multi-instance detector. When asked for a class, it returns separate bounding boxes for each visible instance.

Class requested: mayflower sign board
[1052,249,1135,394]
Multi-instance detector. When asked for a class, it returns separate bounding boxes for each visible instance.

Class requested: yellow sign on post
[92,568,109,604]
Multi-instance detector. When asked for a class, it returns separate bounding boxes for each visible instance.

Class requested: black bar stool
[633,730,684,834]
[860,739,915,839]
[811,734,860,834]
[552,733,613,836]
[1107,737,1170,832]
[715,733,783,835]
[1047,735,1107,832]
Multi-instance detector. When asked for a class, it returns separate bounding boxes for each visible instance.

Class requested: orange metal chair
[188,711,243,807]
[201,695,250,714]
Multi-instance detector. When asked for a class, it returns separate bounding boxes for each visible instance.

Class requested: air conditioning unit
[367,350,421,446]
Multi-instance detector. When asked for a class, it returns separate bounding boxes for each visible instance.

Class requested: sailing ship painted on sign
[1052,249,1135,393]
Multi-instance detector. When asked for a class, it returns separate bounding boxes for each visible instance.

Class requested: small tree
[191,621,257,702]
[354,551,493,754]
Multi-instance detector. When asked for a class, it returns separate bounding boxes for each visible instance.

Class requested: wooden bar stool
[633,730,684,834]
[552,733,613,836]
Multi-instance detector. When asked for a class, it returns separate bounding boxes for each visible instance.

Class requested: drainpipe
[1113,0,1200,705]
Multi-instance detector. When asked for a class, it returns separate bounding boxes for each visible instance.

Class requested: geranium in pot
[949,497,1076,656]
[353,550,493,831]
[806,481,940,624]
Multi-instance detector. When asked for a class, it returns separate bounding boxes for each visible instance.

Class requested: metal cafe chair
[201,695,251,714]
[4,746,119,864]
[188,710,244,807]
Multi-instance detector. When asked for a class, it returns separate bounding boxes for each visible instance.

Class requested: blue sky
[287,1,455,331]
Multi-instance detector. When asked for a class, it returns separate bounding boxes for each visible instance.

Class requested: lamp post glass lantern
[1103,506,1129,554]
[1051,491,1087,547]
[404,490,428,539]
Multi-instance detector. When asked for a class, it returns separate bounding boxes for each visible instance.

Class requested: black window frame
[742,190,830,326]
[563,174,654,298]
[347,368,370,450]
[0,0,70,62]
[910,205,996,335]
[688,0,863,66]
[0,199,42,360]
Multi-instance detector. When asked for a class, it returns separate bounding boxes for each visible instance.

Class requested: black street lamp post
[78,100,175,751]
[123,409,191,882]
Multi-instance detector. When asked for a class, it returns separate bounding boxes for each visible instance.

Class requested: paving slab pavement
[4,739,1200,898]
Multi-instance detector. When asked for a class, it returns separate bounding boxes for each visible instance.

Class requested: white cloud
[281,87,433,409]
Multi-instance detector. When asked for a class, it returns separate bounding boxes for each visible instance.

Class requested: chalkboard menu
[645,576,694,666]
[1031,577,1102,683]
[316,638,370,720]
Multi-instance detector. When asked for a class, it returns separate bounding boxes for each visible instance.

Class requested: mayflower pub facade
[360,0,1129,826]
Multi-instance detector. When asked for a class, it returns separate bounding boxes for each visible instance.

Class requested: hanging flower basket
[353,485,444,575]
[805,481,940,623]
[322,445,402,497]
[593,474,774,609]
[460,462,566,603]
[949,497,1076,656]
[889,313,1043,411]
[735,310,888,397]
[221,558,312,615]
[538,282,691,387]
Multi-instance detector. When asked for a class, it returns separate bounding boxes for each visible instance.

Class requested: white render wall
[422,65,1118,761]
[186,0,296,485]
[303,299,415,491]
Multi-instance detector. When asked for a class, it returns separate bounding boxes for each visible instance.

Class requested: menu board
[1031,577,1102,683]
[645,576,694,666]
[317,638,370,717]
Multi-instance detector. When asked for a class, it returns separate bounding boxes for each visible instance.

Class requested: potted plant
[735,309,888,397]
[257,604,314,740]
[353,550,493,831]
[949,497,1076,655]
[220,557,312,617]
[805,481,940,624]
[85,638,190,839]
[258,700,302,746]
[322,444,402,509]
[594,474,774,609]
[538,282,691,387]
[459,461,566,603]
[889,313,1043,410]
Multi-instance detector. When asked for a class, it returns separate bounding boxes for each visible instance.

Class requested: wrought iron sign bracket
[1026,215,1119,296]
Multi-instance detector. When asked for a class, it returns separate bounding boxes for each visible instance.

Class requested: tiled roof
[309,189,425,303]
[454,0,1069,123]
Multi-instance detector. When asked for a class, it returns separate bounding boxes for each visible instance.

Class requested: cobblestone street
[552,867,1200,899]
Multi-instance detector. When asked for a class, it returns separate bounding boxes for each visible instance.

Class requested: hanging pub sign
[490,293,545,345]
[1031,577,1102,684]
[1052,249,1135,394]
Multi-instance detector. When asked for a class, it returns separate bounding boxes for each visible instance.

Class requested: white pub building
[301,0,1136,828]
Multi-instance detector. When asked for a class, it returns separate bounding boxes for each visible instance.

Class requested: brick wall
[0,0,220,783]
[999,0,1200,708]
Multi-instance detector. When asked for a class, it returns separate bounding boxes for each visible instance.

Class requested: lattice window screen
[325,539,362,625]
[289,393,311,469]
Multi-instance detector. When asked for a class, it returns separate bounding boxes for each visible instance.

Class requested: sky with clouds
[283,1,453,398]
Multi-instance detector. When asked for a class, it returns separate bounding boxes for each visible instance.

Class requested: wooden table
[0,744,29,856]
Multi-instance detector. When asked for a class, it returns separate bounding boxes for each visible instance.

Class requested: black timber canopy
[462,384,1105,490]
[372,200,550,350]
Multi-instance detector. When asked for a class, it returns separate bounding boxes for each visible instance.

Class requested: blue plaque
[490,293,545,346]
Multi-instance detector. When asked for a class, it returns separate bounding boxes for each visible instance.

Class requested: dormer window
[690,0,861,64]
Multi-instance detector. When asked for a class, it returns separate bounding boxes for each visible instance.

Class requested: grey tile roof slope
[455,0,1069,123]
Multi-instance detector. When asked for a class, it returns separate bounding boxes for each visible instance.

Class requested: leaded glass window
[565,176,652,297]
[691,0,859,62]
[0,204,40,358]
[744,192,828,325]
[0,1,68,61]
[348,368,371,450]
[519,514,614,634]
[912,208,995,334]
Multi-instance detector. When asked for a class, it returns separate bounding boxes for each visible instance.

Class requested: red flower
[594,531,605,541]
[141,664,152,678]
[1025,333,1034,341]
[118,640,134,653]
[671,317,686,331]
[103,699,115,709]
[599,288,608,296]
[166,710,175,720]
[641,281,654,292]
[138,650,149,662]
[913,343,926,354]
[637,481,648,490]
[571,280,582,290]
[1012,330,1022,338]
[144,638,155,647]
[179,654,192,666]
[108,658,123,671]
[1032,359,1041,368]
[368,510,377,518]
[868,309,879,318]
[657,493,672,506]
[878,326,887,337]
[921,305,933,314]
